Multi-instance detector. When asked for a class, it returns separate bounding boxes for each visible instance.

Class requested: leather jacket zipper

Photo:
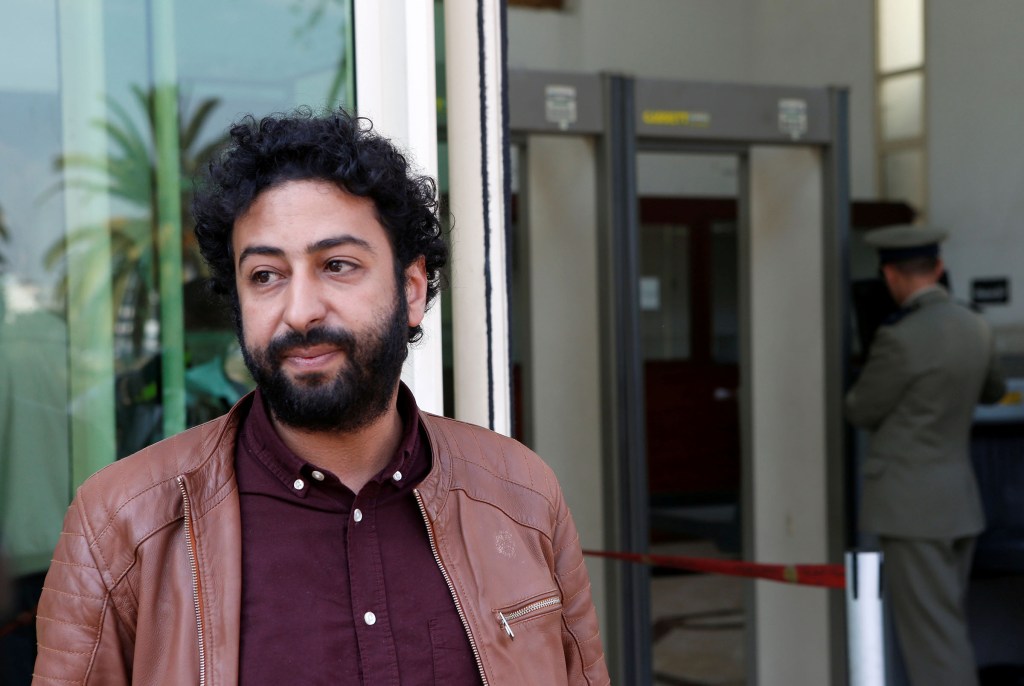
[413,489,489,686]
[497,596,561,640]
[177,477,207,686]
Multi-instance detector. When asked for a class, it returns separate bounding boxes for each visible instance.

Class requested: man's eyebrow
[307,235,375,255]
[237,245,284,266]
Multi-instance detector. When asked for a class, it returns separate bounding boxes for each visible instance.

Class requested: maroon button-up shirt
[235,386,480,685]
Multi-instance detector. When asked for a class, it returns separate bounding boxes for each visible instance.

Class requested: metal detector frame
[508,69,851,686]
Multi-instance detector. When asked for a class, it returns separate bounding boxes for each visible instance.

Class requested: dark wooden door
[639,198,740,504]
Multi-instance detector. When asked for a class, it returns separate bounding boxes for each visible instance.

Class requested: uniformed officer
[845,225,1006,686]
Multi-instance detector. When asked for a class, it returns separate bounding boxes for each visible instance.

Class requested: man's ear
[404,256,428,328]
[880,263,898,293]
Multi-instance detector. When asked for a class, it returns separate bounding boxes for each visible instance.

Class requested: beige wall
[508,0,876,198]
[929,0,1024,338]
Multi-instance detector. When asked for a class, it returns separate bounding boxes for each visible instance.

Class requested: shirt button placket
[350,492,396,680]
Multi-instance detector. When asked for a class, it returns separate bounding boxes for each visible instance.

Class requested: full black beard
[240,293,410,433]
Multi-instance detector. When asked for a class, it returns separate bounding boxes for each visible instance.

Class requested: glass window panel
[0,0,354,597]
[711,222,739,365]
[0,1,72,580]
[93,0,355,458]
[883,148,926,213]
[878,0,924,73]
[880,72,923,141]
[640,224,692,361]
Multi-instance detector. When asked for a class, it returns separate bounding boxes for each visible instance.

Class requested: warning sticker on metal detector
[778,98,808,140]
[545,85,577,130]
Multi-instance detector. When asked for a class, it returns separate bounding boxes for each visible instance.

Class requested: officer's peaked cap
[865,224,947,264]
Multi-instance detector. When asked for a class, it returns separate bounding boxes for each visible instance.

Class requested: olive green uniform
[846,287,1005,686]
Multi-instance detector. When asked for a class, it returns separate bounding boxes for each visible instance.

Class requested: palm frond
[180,97,221,152]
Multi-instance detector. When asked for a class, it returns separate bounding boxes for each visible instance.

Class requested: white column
[748,146,833,685]
[444,0,511,434]
[354,0,444,414]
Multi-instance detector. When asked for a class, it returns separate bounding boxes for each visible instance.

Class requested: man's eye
[252,271,275,284]
[326,259,354,274]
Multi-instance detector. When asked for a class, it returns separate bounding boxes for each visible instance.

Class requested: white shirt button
[392,471,403,482]
[353,508,363,523]
[293,479,305,491]
[311,470,325,481]
[364,611,376,626]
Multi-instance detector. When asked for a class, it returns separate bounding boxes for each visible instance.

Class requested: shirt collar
[902,283,947,308]
[240,383,423,498]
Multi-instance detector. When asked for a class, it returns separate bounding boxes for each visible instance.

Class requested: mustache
[265,326,357,361]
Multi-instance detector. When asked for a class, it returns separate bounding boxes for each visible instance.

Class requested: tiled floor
[647,537,1024,685]
[650,540,747,686]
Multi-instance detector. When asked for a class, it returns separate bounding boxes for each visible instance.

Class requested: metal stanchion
[846,550,887,686]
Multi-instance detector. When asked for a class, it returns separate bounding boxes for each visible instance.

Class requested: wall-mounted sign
[972,277,1010,305]
[641,110,711,128]
[544,85,577,130]
[778,98,808,140]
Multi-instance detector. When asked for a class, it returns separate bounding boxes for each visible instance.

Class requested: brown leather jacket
[33,398,609,685]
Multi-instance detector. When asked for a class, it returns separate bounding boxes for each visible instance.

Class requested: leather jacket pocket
[495,591,562,640]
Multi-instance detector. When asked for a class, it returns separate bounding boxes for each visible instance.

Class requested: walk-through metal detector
[508,69,850,685]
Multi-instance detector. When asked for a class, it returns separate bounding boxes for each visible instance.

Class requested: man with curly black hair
[33,108,609,685]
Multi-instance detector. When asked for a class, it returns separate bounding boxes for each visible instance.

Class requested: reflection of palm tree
[45,86,224,362]
[293,0,353,106]
[0,204,8,270]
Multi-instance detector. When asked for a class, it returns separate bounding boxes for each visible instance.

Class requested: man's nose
[282,271,328,332]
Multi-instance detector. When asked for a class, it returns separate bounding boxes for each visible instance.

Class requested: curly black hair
[192,107,447,342]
